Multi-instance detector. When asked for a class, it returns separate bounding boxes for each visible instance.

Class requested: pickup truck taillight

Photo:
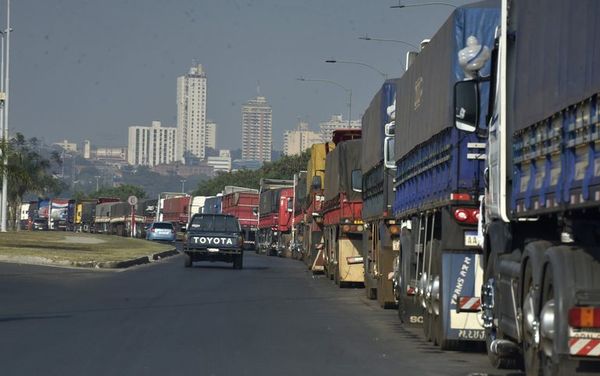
[569,307,600,328]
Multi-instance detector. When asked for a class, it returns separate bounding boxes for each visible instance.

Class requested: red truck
[221,186,259,251]
[322,131,364,287]
[162,195,192,231]
[257,179,294,257]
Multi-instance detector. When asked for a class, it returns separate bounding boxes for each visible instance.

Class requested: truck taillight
[450,193,472,201]
[342,224,351,233]
[568,307,600,328]
[453,208,479,224]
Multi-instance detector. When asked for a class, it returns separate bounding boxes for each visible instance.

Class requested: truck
[453,0,600,373]
[302,143,334,271]
[291,171,307,260]
[19,202,30,230]
[257,179,294,256]
[183,213,244,269]
[221,187,259,251]
[75,199,97,232]
[322,136,364,287]
[49,198,72,230]
[391,1,499,349]
[162,195,192,231]
[156,192,187,222]
[361,79,402,308]
[203,194,223,214]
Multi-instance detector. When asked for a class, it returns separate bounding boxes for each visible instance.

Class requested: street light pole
[390,1,457,9]
[296,77,352,128]
[325,59,388,81]
[1,0,10,232]
[180,179,186,193]
[358,34,419,50]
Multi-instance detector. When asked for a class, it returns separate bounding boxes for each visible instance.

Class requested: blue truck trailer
[391,0,499,349]
[454,0,600,373]
[361,79,403,308]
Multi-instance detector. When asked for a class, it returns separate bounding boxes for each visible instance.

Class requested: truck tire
[184,253,192,268]
[233,254,243,270]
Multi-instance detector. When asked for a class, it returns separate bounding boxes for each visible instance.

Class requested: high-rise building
[205,121,217,150]
[283,122,322,156]
[127,121,177,167]
[53,139,78,153]
[177,64,207,163]
[83,140,91,159]
[242,96,272,162]
[319,114,361,142]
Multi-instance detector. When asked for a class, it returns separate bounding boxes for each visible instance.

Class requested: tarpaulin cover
[394,0,499,160]
[324,139,362,202]
[307,143,334,193]
[361,79,397,172]
[511,0,600,131]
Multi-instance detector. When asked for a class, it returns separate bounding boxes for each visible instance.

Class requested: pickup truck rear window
[189,215,240,232]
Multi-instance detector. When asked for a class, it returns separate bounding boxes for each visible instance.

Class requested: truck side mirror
[351,169,362,192]
[454,80,479,133]
[311,176,322,190]
[384,136,395,169]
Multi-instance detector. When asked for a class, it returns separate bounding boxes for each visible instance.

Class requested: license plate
[392,239,400,251]
[464,231,478,247]
[207,248,219,253]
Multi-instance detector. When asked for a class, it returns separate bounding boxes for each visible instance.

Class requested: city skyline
[7,1,471,150]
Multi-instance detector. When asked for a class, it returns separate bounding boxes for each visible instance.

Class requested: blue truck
[391,0,499,349]
[454,0,600,373]
[361,79,402,308]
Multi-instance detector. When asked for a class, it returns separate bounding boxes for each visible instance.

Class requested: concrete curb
[0,247,179,269]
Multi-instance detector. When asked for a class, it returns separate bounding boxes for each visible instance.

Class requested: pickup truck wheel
[184,253,192,268]
[233,254,243,269]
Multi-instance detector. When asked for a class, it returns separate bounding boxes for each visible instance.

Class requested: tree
[194,150,310,196]
[3,133,64,230]
[89,184,147,202]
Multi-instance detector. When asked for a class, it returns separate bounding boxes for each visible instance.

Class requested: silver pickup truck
[183,213,244,269]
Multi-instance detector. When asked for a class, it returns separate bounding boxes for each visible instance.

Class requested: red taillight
[453,208,479,224]
[342,224,351,233]
[150,228,155,233]
[451,193,472,201]
[569,307,600,328]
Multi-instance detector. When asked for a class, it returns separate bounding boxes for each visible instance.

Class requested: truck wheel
[522,262,541,375]
[184,253,192,268]
[233,254,243,270]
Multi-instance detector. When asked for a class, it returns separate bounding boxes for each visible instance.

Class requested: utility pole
[1,0,11,232]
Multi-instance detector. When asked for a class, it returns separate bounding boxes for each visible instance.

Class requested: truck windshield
[190,215,240,232]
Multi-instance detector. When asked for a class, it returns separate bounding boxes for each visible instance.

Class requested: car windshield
[152,223,173,229]
[189,215,240,232]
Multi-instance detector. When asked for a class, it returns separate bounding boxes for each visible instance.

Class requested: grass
[0,231,174,263]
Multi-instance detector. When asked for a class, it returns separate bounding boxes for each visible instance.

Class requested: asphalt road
[0,248,522,376]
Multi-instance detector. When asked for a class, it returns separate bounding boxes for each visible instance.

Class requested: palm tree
[1,133,63,230]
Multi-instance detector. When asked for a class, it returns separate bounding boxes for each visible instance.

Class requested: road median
[0,232,178,269]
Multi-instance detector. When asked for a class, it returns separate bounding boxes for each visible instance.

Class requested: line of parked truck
[251,0,600,374]
[19,187,260,245]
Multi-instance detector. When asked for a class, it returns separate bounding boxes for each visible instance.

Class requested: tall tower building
[241,95,272,162]
[177,64,207,163]
[128,121,177,167]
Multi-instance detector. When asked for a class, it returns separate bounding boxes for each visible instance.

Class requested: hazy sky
[8,0,472,150]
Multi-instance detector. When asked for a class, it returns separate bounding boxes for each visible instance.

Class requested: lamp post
[325,59,388,81]
[94,176,101,192]
[390,1,457,9]
[296,77,352,128]
[358,34,419,50]
[0,0,11,232]
[180,179,186,193]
